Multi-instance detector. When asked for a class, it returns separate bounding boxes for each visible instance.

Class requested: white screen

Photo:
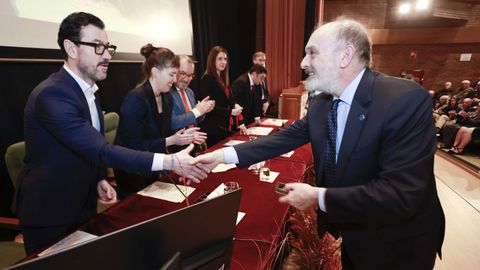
[0,0,193,55]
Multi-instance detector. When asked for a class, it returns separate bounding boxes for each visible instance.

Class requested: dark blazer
[199,73,240,146]
[255,80,273,115]
[167,85,204,131]
[114,81,172,193]
[16,67,153,227]
[233,69,445,269]
[231,73,260,125]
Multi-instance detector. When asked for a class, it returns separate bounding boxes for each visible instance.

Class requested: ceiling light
[416,0,430,10]
[399,3,411,14]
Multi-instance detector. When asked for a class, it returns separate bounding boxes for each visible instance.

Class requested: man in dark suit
[193,18,445,269]
[167,55,214,131]
[252,51,274,116]
[231,64,267,125]
[15,12,208,255]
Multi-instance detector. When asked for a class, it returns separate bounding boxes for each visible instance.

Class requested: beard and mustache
[303,67,341,96]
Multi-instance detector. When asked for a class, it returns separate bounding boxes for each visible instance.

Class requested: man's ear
[340,44,355,68]
[63,39,78,59]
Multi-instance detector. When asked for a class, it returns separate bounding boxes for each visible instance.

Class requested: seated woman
[114,44,206,197]
[449,127,480,154]
[199,46,246,147]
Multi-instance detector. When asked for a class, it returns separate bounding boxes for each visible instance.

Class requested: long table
[21,119,313,269]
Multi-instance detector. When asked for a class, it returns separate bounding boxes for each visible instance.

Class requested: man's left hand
[238,124,248,135]
[278,183,320,210]
[97,179,117,205]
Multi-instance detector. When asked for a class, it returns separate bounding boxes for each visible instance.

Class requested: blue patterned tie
[324,99,339,185]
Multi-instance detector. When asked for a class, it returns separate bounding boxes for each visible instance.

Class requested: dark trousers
[22,223,76,255]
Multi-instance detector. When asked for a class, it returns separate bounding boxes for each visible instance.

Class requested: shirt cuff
[254,117,260,121]
[317,187,328,212]
[223,147,239,164]
[191,108,201,118]
[151,153,165,171]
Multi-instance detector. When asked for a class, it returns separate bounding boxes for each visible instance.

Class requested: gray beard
[304,76,338,96]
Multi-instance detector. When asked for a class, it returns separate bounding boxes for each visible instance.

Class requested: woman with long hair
[199,46,246,146]
[114,44,206,197]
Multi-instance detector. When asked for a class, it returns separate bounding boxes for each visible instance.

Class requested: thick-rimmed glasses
[178,71,195,80]
[73,41,117,56]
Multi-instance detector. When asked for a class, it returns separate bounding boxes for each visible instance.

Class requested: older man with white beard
[191,18,445,270]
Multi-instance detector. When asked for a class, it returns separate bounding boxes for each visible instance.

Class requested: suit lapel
[336,69,375,183]
[60,68,93,126]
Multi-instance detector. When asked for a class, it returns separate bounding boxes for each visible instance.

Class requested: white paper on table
[236,212,246,225]
[246,126,273,136]
[212,163,237,173]
[261,118,287,126]
[38,230,97,257]
[259,171,280,183]
[137,181,195,203]
[281,151,294,158]
[206,183,227,200]
[223,140,245,146]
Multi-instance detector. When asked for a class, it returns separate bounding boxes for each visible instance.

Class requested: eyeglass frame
[178,71,195,80]
[72,40,117,56]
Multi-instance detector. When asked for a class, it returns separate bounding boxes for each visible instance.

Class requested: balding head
[301,18,372,96]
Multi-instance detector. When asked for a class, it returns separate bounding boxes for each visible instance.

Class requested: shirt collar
[335,68,366,106]
[247,73,254,87]
[63,63,99,94]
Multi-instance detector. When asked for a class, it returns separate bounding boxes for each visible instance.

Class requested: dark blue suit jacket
[15,68,153,227]
[114,81,172,193]
[167,86,204,131]
[234,69,445,269]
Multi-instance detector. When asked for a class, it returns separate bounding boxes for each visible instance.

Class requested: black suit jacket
[199,73,241,146]
[231,73,260,125]
[234,69,445,269]
[16,68,153,227]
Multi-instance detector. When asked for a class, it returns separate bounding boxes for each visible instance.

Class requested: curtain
[265,0,307,112]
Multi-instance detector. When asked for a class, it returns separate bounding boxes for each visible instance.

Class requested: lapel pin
[359,114,366,121]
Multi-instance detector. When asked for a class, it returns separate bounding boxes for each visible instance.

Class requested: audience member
[435,96,459,132]
[15,12,208,255]
[434,81,453,102]
[114,45,207,196]
[448,126,480,154]
[454,80,473,101]
[231,64,267,125]
[167,55,214,131]
[199,46,245,146]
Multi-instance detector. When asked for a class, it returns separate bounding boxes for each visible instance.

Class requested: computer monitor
[8,189,242,270]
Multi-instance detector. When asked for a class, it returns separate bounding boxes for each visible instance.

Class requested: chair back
[4,141,26,189]
[104,112,120,144]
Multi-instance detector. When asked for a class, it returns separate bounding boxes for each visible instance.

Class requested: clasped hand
[170,144,210,183]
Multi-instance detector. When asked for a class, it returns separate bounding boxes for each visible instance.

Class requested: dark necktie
[324,99,339,185]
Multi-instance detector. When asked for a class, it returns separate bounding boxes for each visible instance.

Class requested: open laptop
[8,189,242,270]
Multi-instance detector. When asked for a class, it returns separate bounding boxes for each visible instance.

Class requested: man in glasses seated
[167,55,215,131]
[14,12,209,255]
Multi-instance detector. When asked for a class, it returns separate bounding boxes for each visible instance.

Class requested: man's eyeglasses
[178,71,195,79]
[73,41,117,56]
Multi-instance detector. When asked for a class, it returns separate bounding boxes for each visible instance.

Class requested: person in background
[167,55,214,131]
[252,51,274,116]
[199,46,245,147]
[15,12,208,255]
[114,45,207,197]
[192,18,444,269]
[231,64,268,125]
[434,81,453,103]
